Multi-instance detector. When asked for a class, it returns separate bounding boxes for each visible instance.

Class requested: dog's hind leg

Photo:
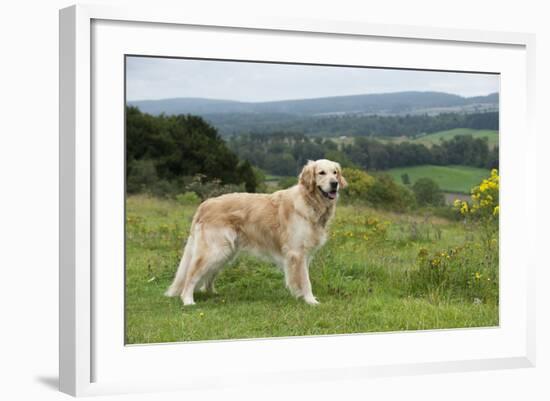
[199,269,220,294]
[164,234,195,297]
[181,227,236,305]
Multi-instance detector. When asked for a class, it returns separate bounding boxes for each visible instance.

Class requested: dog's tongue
[327,191,337,199]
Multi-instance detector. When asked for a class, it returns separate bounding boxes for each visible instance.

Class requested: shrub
[252,167,268,193]
[127,159,158,194]
[185,174,245,200]
[365,174,415,212]
[175,191,201,205]
[454,169,499,245]
[237,160,258,193]
[340,168,375,201]
[412,177,445,207]
[458,169,499,222]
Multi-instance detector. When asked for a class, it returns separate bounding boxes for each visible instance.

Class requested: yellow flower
[474,272,482,280]
[493,206,499,216]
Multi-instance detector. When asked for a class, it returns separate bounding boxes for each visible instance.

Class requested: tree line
[344,136,498,171]
[228,132,498,176]
[207,110,498,137]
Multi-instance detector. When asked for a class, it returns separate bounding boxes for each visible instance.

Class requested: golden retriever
[165,159,347,305]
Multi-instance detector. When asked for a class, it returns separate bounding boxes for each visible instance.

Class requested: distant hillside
[128,91,498,117]
[377,128,499,150]
[413,128,499,149]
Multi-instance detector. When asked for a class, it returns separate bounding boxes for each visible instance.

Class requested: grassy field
[125,194,498,344]
[386,165,490,194]
[362,128,498,148]
[413,128,499,149]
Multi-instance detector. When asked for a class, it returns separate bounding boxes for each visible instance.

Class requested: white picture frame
[59,3,536,397]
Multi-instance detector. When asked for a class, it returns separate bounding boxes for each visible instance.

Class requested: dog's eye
[319,171,326,175]
[333,171,337,174]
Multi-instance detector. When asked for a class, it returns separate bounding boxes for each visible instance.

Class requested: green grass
[386,165,490,194]
[125,194,498,344]
[341,128,498,149]
[413,128,499,149]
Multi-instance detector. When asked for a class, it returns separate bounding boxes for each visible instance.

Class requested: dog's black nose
[330,181,338,190]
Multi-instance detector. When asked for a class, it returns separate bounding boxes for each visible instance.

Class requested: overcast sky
[126,56,499,102]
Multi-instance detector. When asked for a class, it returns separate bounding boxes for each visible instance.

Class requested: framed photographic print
[59,4,536,397]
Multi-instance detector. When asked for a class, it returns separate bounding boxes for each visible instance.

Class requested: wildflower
[474,272,482,280]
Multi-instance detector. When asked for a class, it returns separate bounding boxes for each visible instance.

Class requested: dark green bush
[412,177,445,207]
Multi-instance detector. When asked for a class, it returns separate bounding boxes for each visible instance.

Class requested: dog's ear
[299,160,316,192]
[336,163,348,189]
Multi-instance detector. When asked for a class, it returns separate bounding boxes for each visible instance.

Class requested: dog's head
[299,159,348,201]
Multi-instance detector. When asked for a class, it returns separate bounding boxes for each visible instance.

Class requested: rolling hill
[128,91,498,117]
[376,128,499,149]
[414,128,499,149]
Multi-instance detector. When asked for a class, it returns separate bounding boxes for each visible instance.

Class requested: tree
[237,160,257,193]
[126,106,257,195]
[412,178,445,207]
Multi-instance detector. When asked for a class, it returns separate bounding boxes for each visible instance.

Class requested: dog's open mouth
[318,187,338,200]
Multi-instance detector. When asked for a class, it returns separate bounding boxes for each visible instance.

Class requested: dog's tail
[164,233,195,297]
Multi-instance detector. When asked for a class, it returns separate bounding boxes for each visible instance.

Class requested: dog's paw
[304,295,320,305]
[181,297,196,306]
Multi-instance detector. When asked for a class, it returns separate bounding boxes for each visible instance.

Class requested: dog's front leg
[284,252,319,305]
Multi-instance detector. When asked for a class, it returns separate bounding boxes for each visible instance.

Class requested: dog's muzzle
[318,185,338,200]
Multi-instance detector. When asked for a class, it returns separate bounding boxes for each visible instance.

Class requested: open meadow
[330,128,498,150]
[387,165,490,194]
[413,128,498,149]
[125,194,498,344]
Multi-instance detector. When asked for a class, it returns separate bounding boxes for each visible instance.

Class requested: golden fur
[165,159,347,305]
